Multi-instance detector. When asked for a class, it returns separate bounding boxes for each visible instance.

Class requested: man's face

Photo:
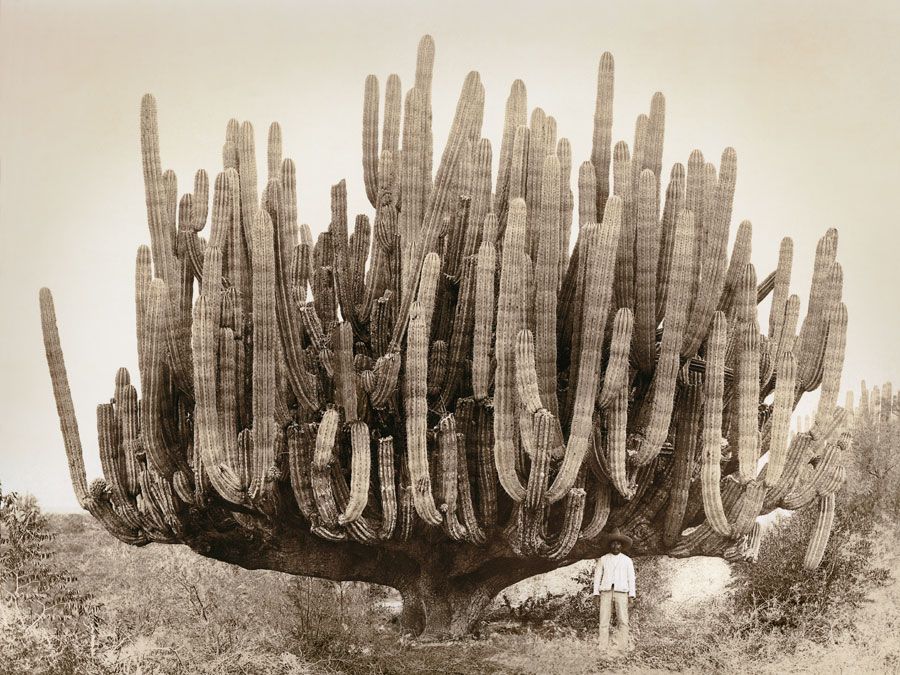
[610,540,622,554]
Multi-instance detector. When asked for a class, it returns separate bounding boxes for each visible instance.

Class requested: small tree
[0,487,104,672]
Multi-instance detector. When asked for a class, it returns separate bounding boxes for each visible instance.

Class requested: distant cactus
[40,36,848,637]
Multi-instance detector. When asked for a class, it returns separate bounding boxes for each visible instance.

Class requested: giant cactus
[40,36,849,637]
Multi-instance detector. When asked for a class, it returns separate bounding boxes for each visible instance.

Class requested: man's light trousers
[597,590,630,652]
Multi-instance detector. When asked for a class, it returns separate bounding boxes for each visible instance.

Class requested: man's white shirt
[592,552,636,597]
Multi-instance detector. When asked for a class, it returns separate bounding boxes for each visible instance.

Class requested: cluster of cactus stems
[41,35,851,620]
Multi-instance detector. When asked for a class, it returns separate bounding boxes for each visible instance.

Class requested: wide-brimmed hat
[605,528,633,551]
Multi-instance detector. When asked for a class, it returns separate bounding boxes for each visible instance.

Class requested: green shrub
[0,487,109,674]
[729,496,890,643]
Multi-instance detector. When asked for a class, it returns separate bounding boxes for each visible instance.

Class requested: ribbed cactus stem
[736,325,761,484]
[377,436,398,539]
[701,312,731,537]
[405,298,443,525]
[142,280,184,477]
[633,169,659,373]
[438,414,467,540]
[546,196,622,503]
[763,351,797,488]
[607,384,632,500]
[472,234,496,401]
[631,210,694,466]
[591,52,615,219]
[338,421,371,524]
[662,373,703,547]
[267,122,283,183]
[494,199,529,501]
[814,303,848,425]
[249,210,279,500]
[655,163,685,323]
[719,220,752,314]
[494,79,527,215]
[333,322,358,422]
[681,147,737,359]
[729,480,766,537]
[796,230,838,385]
[363,74,380,208]
[311,409,341,527]
[803,492,835,570]
[39,288,90,505]
[192,294,242,504]
[543,487,587,561]
[596,308,633,409]
[535,156,561,416]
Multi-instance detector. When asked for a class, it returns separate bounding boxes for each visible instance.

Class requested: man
[592,528,635,653]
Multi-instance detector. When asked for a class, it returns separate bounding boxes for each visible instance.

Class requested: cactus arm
[762,351,797,488]
[338,421,371,524]
[96,403,142,529]
[700,312,732,537]
[633,169,659,373]
[112,369,141,497]
[515,330,544,415]
[363,74,380,208]
[287,423,320,525]
[333,322,359,422]
[612,141,634,311]
[646,92,666,184]
[630,210,695,466]
[456,428,487,545]
[493,199,529,500]
[795,230,838,386]
[494,80,527,216]
[542,487,587,561]
[718,220,752,315]
[546,196,622,503]
[681,148,737,359]
[405,295,443,524]
[535,156,561,416]
[437,414,467,540]
[596,308,634,409]
[591,52,615,220]
[330,463,379,544]
[655,163,685,324]
[662,373,703,547]
[579,475,611,540]
[311,408,341,527]
[473,402,498,527]
[141,280,184,477]
[814,303,848,424]
[440,252,477,406]
[195,300,246,504]
[268,164,319,412]
[803,492,836,570]
[377,436,398,539]
[524,409,553,512]
[389,72,484,352]
[729,480,767,537]
[249,210,279,500]
[735,326,761,484]
[472,235,497,401]
[606,383,632,499]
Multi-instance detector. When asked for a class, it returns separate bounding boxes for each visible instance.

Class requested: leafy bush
[845,410,900,528]
[729,495,890,644]
[0,487,108,674]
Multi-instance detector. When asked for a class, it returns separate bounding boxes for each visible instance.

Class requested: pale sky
[2,0,898,512]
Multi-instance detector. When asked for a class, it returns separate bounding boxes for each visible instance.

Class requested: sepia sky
[1,0,898,511]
